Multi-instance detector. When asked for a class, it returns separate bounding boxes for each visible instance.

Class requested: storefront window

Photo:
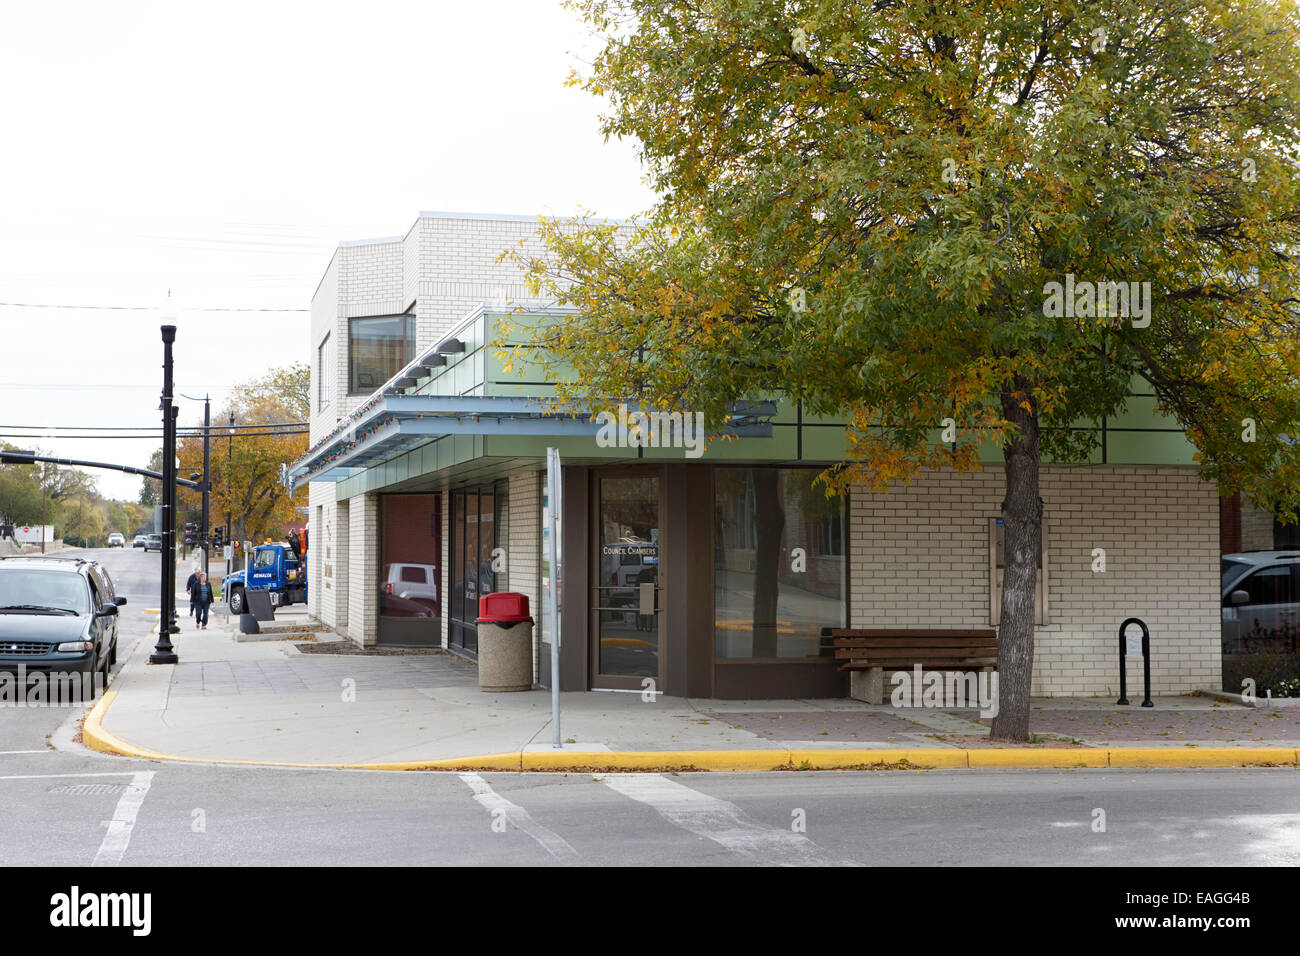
[378,494,441,646]
[714,468,845,658]
[449,483,509,656]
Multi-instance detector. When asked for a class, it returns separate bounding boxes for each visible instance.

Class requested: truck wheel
[230,587,245,615]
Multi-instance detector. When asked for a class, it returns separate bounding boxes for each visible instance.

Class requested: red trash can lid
[477,592,531,623]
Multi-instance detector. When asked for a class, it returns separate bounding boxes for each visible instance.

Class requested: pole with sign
[545,447,563,748]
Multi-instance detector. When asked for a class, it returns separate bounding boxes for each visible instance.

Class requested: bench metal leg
[850,667,885,705]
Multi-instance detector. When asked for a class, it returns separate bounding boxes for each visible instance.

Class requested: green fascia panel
[1108,394,1167,429]
[801,408,848,426]
[1107,429,1198,465]
[486,434,625,460]
[800,425,849,462]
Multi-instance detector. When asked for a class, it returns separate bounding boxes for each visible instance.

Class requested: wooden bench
[826,628,998,704]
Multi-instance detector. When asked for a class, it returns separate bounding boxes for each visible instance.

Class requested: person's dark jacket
[193,582,214,608]
[186,572,200,605]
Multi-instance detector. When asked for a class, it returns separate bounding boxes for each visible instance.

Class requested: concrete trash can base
[477,619,533,691]
[476,592,534,692]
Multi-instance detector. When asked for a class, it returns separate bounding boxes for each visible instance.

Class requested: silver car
[1222,551,1300,653]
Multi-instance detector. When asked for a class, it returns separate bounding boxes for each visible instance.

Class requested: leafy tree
[60,494,105,547]
[176,363,309,547]
[139,448,164,507]
[507,0,1300,740]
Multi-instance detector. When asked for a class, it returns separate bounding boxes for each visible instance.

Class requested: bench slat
[834,647,997,659]
[828,628,997,639]
[832,639,997,648]
[840,660,995,671]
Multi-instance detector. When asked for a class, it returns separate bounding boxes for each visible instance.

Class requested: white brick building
[294,211,1223,699]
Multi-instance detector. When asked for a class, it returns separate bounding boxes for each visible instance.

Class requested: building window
[714,468,846,659]
[989,517,1049,626]
[317,333,333,410]
[349,315,415,393]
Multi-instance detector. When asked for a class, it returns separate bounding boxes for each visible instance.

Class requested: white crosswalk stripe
[458,772,579,859]
[601,773,857,866]
[92,771,154,867]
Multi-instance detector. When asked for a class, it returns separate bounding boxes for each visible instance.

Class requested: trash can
[475,592,534,692]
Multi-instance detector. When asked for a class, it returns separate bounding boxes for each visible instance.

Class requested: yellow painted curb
[787,748,969,769]
[968,748,1111,768]
[82,692,173,761]
[1104,747,1300,768]
[76,693,1300,772]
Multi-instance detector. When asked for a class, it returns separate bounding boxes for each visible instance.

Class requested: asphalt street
[0,546,1297,867]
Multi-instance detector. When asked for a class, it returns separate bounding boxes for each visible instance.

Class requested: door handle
[639,582,655,616]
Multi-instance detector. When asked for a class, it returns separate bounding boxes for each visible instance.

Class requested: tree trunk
[989,379,1043,742]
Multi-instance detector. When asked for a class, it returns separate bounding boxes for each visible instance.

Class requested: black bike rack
[1117,617,1153,707]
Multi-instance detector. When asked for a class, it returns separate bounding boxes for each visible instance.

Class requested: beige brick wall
[307,482,350,631]
[508,468,542,681]
[346,493,378,646]
[849,466,1220,696]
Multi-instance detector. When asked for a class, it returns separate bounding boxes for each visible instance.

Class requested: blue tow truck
[224,528,308,615]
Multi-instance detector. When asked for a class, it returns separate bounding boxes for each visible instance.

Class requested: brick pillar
[347,493,378,646]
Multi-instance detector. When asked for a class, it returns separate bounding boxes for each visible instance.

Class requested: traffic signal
[213,528,224,549]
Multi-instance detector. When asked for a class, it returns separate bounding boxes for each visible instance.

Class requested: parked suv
[1222,551,1300,653]
[0,555,125,682]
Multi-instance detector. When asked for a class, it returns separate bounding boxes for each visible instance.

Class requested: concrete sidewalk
[82,611,1300,770]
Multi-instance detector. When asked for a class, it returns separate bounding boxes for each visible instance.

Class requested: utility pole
[201,395,211,577]
[39,461,48,554]
[226,411,234,573]
[150,325,180,665]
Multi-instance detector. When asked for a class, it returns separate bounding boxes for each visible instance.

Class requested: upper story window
[318,333,333,410]
[349,315,415,394]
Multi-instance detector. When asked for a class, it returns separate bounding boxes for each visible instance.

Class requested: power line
[0,431,309,440]
[0,422,308,431]
[0,301,308,312]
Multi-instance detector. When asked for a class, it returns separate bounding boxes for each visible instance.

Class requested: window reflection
[714,468,844,659]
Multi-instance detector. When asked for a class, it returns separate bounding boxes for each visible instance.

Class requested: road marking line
[92,771,154,867]
[601,773,853,866]
[457,773,578,859]
[0,772,138,780]
[0,750,53,755]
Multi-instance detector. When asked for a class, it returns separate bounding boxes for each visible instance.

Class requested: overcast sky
[0,0,657,501]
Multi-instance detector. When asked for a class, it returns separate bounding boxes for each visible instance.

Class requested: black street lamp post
[150,325,180,665]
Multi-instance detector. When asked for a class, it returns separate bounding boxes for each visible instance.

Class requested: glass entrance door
[590,473,662,689]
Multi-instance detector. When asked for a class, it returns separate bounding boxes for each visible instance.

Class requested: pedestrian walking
[186,569,200,618]
[193,571,214,630]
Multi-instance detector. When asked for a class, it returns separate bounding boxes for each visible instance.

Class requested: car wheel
[229,587,244,615]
